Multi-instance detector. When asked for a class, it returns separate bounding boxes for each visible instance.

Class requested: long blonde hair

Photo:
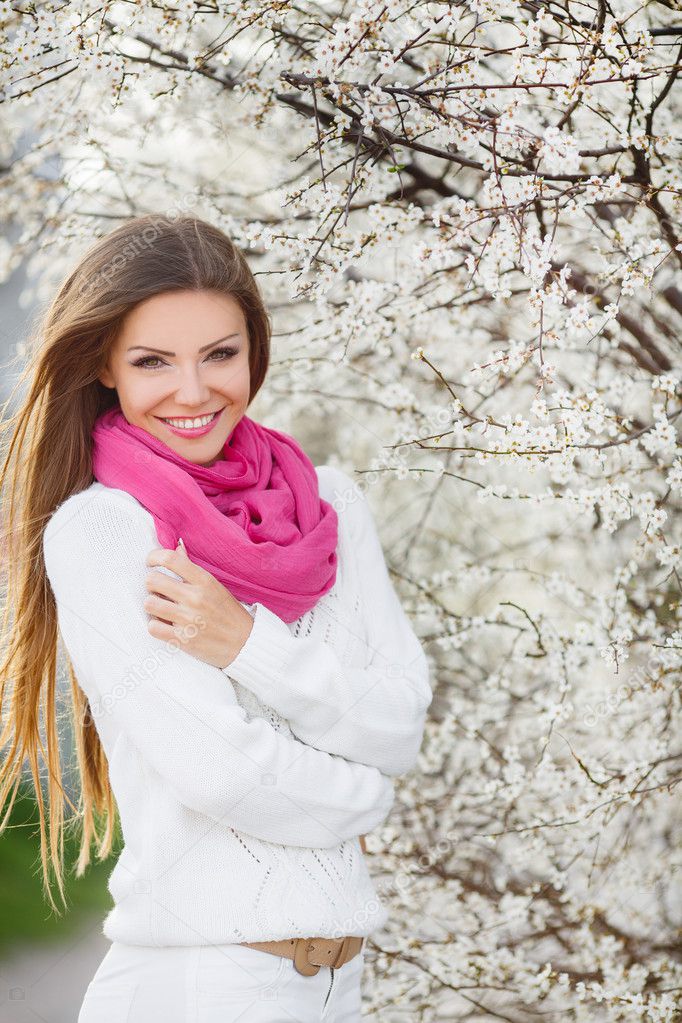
[0,214,271,913]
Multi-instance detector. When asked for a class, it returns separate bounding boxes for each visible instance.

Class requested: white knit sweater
[42,464,432,946]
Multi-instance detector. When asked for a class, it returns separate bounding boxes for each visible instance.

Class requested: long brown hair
[0,214,271,913]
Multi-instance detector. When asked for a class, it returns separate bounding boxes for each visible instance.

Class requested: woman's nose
[173,372,212,405]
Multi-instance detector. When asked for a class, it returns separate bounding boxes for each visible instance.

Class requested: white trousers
[78,940,365,1022]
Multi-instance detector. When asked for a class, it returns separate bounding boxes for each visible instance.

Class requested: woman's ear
[98,364,115,388]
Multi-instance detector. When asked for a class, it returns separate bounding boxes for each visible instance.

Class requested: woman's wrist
[221,603,256,669]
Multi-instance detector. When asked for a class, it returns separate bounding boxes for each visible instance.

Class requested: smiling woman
[97,289,252,467]
[0,214,432,1023]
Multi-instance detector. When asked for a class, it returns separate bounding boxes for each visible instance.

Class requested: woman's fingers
[144,592,182,623]
[144,570,187,601]
[145,544,202,582]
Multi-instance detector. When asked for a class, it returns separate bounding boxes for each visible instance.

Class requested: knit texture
[43,464,432,947]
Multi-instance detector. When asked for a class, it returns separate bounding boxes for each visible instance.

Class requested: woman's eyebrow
[127,333,241,356]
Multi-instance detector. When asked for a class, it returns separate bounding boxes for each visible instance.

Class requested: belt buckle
[293,938,321,976]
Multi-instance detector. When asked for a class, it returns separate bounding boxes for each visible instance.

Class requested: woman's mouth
[154,408,224,437]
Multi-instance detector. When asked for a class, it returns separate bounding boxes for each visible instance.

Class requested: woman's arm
[43,490,394,849]
[221,467,433,778]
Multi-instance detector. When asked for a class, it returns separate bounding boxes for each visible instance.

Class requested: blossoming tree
[1,1,681,1019]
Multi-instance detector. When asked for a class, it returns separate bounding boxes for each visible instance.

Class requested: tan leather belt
[241,935,365,976]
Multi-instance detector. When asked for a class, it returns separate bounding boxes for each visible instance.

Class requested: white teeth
[161,412,217,429]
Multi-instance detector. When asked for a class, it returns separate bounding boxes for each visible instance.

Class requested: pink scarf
[91,404,338,623]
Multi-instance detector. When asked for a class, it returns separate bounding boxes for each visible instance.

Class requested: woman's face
[98,289,251,467]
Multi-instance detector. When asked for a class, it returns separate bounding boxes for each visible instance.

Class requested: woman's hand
[143,542,254,669]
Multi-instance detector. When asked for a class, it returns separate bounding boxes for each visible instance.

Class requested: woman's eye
[133,347,238,370]
[134,355,163,369]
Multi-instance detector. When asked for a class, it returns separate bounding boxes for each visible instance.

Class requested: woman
[0,214,432,1022]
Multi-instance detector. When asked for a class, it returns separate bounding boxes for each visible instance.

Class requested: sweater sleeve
[220,468,433,777]
[42,490,394,849]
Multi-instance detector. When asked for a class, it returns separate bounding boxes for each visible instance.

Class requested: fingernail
[177,536,185,550]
